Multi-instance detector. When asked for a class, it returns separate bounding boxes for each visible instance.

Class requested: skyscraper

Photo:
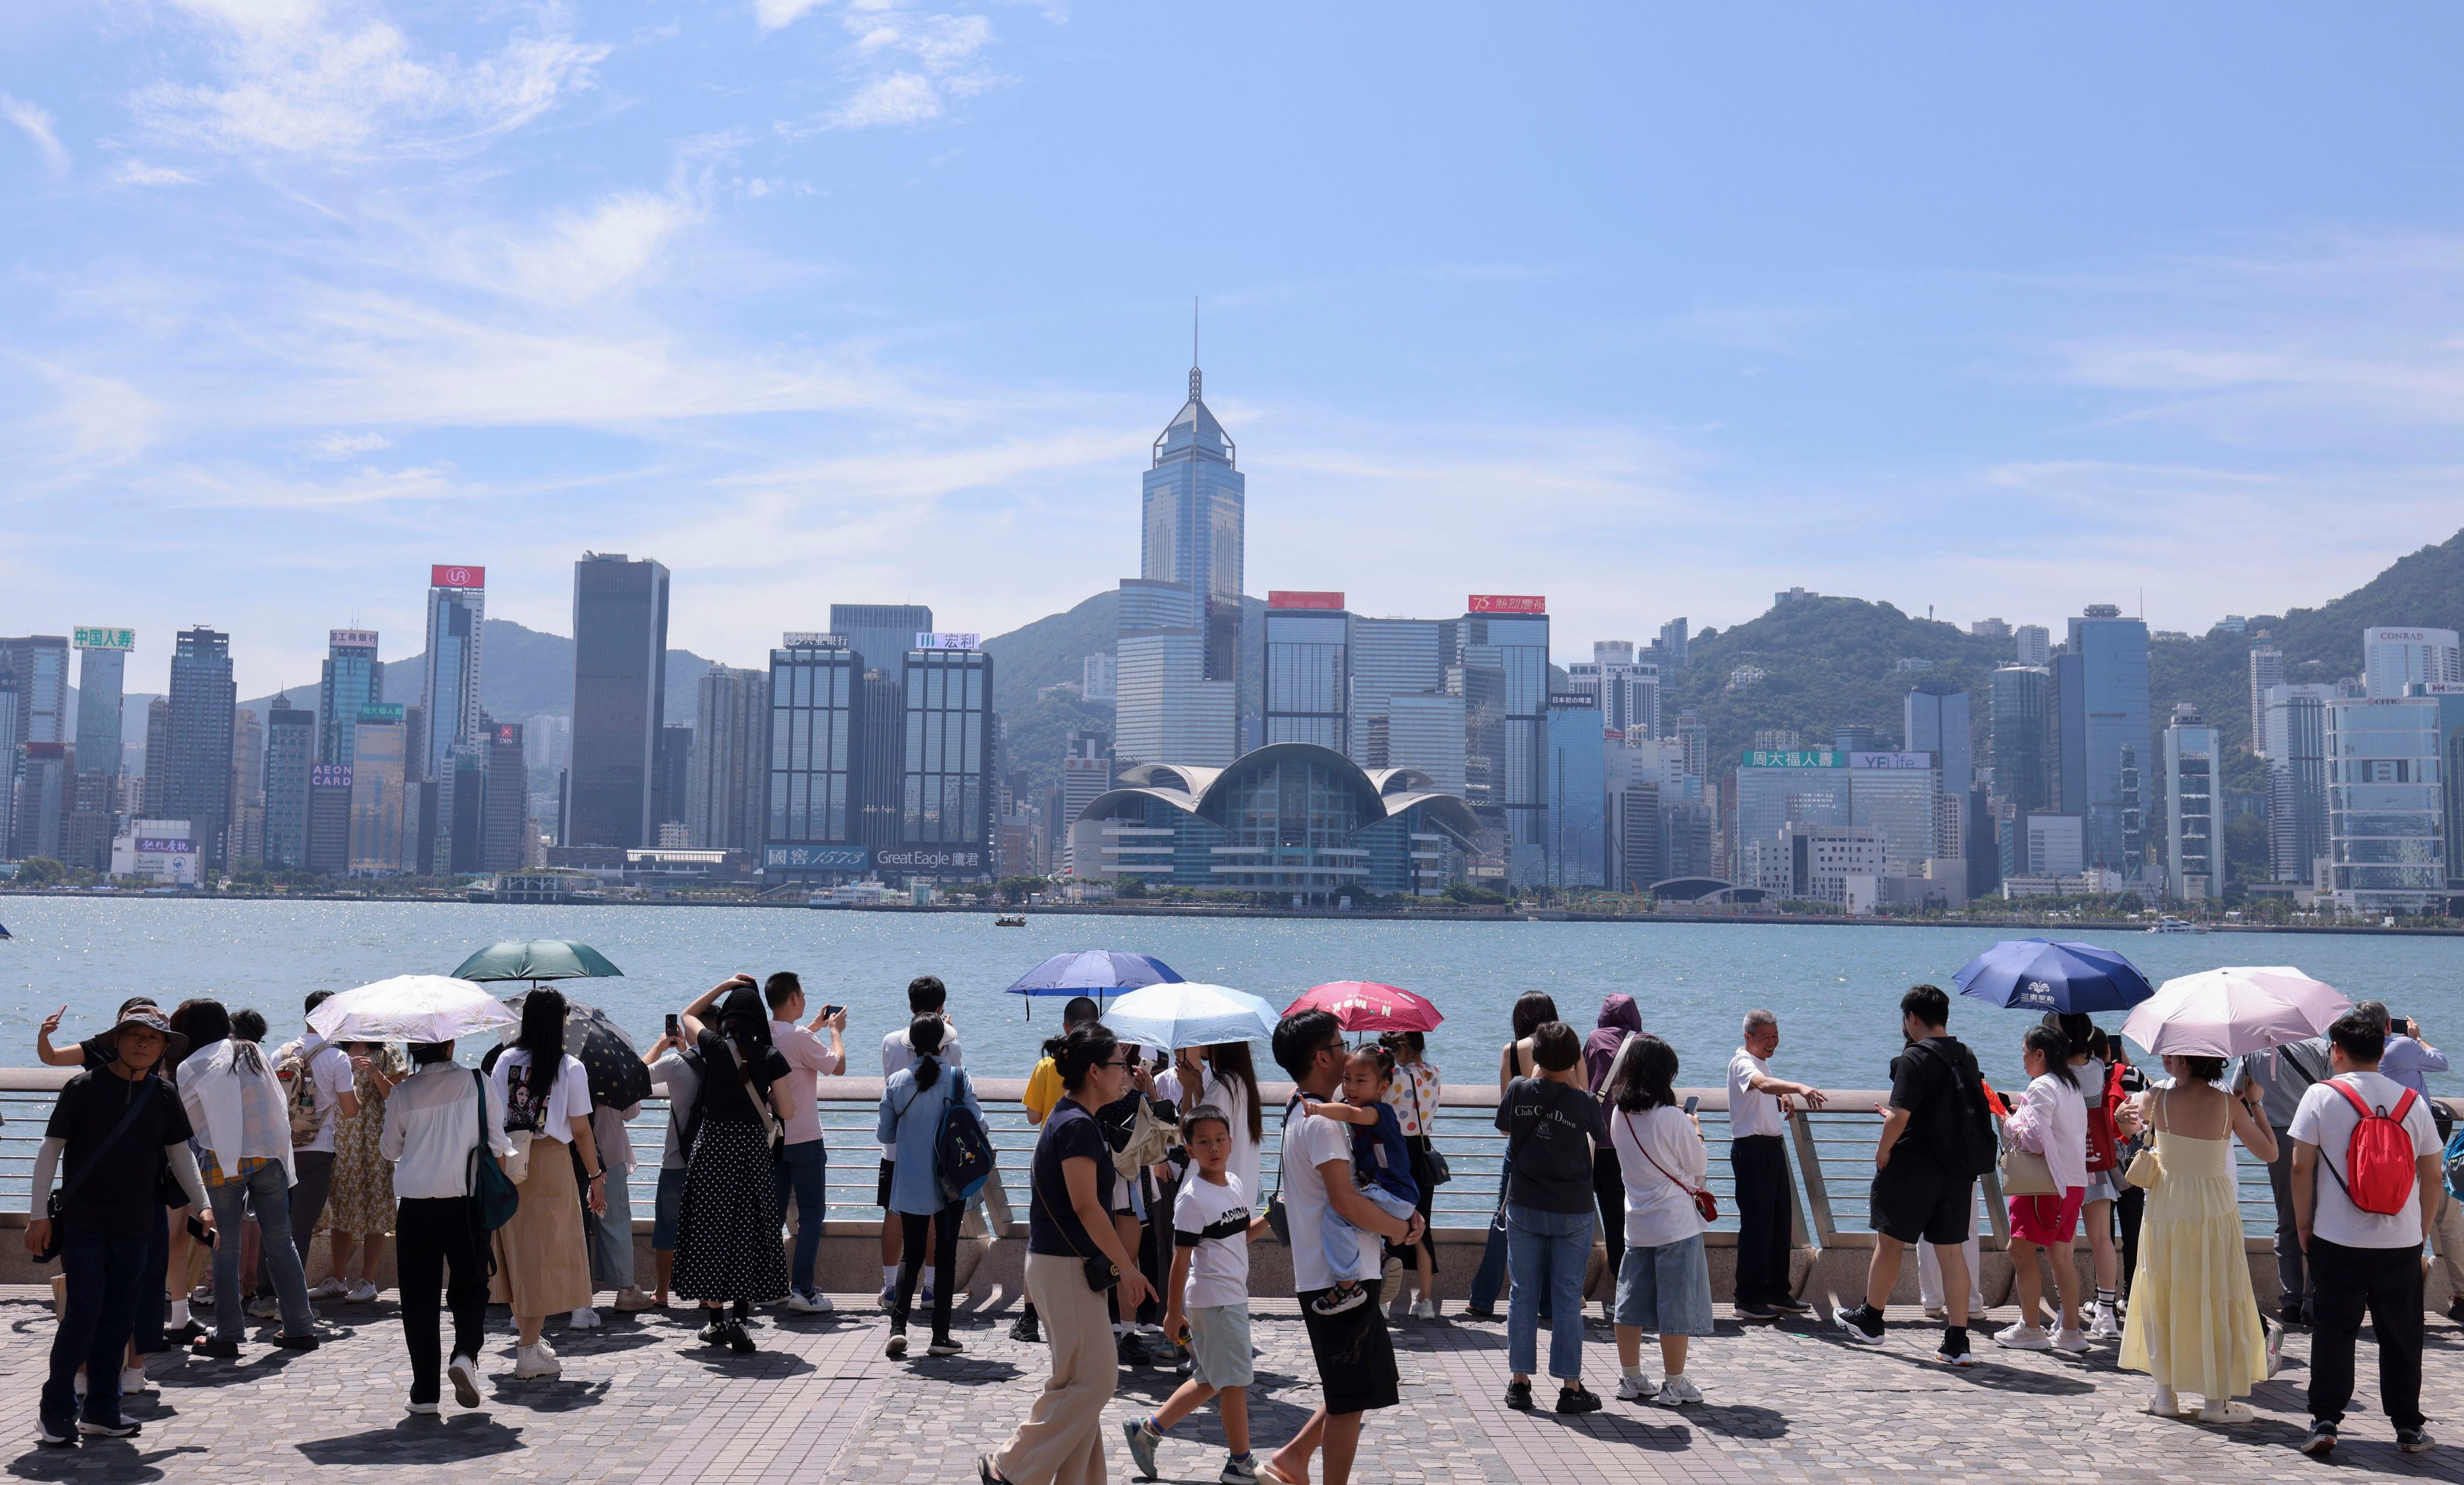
[419,569,486,780]
[349,704,411,875]
[1544,693,1606,888]
[483,719,529,871]
[2262,682,2335,885]
[1348,617,1450,770]
[1568,641,1661,738]
[1848,752,1942,875]
[1903,681,1973,796]
[1989,665,2051,812]
[2324,695,2445,912]
[1732,747,1852,875]
[2247,641,2284,757]
[1115,579,1234,766]
[166,627,237,870]
[2013,624,2051,668]
[2055,605,2151,881]
[653,723,692,834]
[0,678,16,842]
[1459,599,1550,887]
[898,647,995,873]
[1142,360,1245,692]
[230,706,265,865]
[72,627,132,780]
[1056,731,1113,872]
[686,665,769,852]
[829,605,932,675]
[2362,626,2462,698]
[762,637,864,876]
[1656,618,1689,672]
[567,553,670,850]
[2163,703,2222,900]
[319,630,383,766]
[263,693,314,869]
[1263,593,1349,750]
[0,636,70,751]
[141,697,171,817]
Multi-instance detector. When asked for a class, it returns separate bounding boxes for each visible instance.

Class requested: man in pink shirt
[766,972,846,1314]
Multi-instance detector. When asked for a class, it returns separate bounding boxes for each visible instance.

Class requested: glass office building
[900,648,994,864]
[1990,665,2050,812]
[568,553,670,852]
[1545,695,1606,888]
[2163,706,2223,900]
[319,630,383,767]
[1263,603,1349,751]
[263,693,314,869]
[1847,754,1941,875]
[2325,695,2446,913]
[420,576,486,781]
[2055,607,2151,881]
[1733,749,1852,875]
[1459,610,1550,887]
[766,639,862,870]
[2264,683,2334,885]
[830,604,932,677]
[167,626,237,870]
[1142,365,1245,684]
[72,633,128,779]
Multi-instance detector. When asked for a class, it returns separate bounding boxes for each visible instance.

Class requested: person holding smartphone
[756,972,845,1314]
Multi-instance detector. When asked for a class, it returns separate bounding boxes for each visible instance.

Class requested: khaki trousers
[2431,1188,2464,1299]
[993,1252,1118,1485]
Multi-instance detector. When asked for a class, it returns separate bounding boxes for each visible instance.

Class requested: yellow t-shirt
[1023,1057,1063,1124]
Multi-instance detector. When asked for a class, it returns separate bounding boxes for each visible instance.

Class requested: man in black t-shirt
[35,999,161,1071]
[1835,984,1983,1366]
[26,1006,214,1446]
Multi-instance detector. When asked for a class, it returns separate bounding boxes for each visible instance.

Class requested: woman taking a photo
[981,1021,1154,1485]
[878,1014,982,1359]
[671,976,793,1354]
[486,989,606,1380]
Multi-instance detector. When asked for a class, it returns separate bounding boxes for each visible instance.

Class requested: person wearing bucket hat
[26,1007,215,1447]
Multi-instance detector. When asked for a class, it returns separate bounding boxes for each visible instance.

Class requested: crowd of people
[19,972,2460,1472]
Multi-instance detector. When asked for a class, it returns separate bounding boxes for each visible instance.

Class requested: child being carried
[1301,1044,1421,1316]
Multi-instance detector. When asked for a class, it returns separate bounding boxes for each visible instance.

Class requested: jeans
[395,1197,488,1406]
[1731,1136,1792,1306]
[586,1160,635,1290]
[134,1199,171,1354]
[266,1150,334,1288]
[893,1201,963,1339]
[2261,1128,2309,1306]
[2308,1237,2426,1430]
[773,1139,828,1294]
[45,1223,149,1431]
[1322,1185,1416,1285]
[212,1161,313,1339]
[1505,1204,1592,1381]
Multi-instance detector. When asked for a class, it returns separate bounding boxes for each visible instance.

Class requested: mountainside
[982,590,1117,699]
[2263,529,2464,675]
[200,620,713,728]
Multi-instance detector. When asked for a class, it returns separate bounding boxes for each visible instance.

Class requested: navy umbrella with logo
[1953,938,2155,1015]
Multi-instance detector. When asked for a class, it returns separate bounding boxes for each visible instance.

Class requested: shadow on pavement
[295,1415,526,1465]
[7,1442,206,1483]
[487,1378,612,1413]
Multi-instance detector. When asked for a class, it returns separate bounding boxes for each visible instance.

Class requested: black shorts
[1869,1157,1974,1247]
[876,1159,896,1208]
[1297,1286,1400,1415]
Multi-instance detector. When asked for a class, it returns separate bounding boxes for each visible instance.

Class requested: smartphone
[664,1013,680,1038]
[185,1213,216,1247]
[820,1004,845,1022]
[1682,1095,1700,1116]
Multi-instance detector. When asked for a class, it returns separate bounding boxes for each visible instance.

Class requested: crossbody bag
[1401,1070,1450,1188]
[36,1078,158,1264]
[1622,1107,1719,1223]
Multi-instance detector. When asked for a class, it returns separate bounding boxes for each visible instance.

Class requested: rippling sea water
[3,899,2459,1096]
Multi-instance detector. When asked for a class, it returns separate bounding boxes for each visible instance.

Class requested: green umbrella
[450,939,624,983]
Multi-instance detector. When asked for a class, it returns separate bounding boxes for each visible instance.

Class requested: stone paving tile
[0,1285,2456,1484]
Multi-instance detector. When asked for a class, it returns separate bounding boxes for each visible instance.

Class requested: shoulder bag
[36,1078,158,1264]
[1402,1070,1451,1189]
[2124,1087,2166,1189]
[1266,1094,1302,1243]
[1623,1107,1719,1223]
[1037,1105,1121,1292]
[467,1070,520,1232]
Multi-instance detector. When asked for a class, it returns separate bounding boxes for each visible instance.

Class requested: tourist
[2234,1030,2330,1324]
[1994,1024,2089,1352]
[486,988,606,1379]
[2356,1003,2463,1318]
[1602,1032,1714,1406]
[319,1038,405,1305]
[878,1013,981,1358]
[766,971,847,1315]
[2288,1010,2442,1456]
[277,992,360,1300]
[40,998,177,1387]
[26,1006,214,1447]
[2111,1048,2276,1423]
[1012,996,1101,1344]
[979,1021,1152,1485]
[2110,1044,2152,1306]
[1123,1104,1266,1484]
[1585,995,1642,1319]
[160,1002,211,1346]
[1496,1020,1609,1415]
[882,975,964,1309]
[1835,983,1991,1367]
[1295,1045,1420,1317]
[35,998,159,1069]
[576,1084,650,1326]
[1465,991,1559,1320]
[644,1028,704,1307]
[1104,1047,1180,1365]
[227,1008,274,1312]
[673,977,792,1355]
[380,1039,513,1414]
[1726,1009,1825,1320]
[173,1000,316,1359]
[1255,1009,1420,1485]
[2050,1014,2125,1339]
[1378,1030,1441,1319]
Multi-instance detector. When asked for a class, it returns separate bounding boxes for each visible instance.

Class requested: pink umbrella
[1284,981,1444,1035]
[2121,965,2354,1059]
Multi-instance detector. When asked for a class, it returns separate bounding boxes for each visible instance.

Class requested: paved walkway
[0,1287,2458,1483]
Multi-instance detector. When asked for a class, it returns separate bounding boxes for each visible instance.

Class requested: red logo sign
[1468,594,1545,614]
[497,725,517,743]
[430,564,485,589]
[1267,591,1346,610]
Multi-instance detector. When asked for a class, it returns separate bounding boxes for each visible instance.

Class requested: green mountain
[982,589,1116,699]
[210,619,713,728]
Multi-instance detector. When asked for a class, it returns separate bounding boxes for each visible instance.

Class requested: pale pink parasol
[2120,965,2354,1059]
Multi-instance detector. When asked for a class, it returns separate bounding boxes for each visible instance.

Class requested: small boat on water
[2146,915,2208,934]
[994,915,1027,927]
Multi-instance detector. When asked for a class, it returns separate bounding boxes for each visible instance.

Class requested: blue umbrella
[1953,938,2155,1014]
[1005,950,1184,1016]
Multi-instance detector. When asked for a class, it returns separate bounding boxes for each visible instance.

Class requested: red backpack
[2083,1060,2124,1175]
[2323,1080,2422,1216]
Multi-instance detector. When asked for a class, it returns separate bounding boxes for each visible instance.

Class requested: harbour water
[3,899,2459,1096]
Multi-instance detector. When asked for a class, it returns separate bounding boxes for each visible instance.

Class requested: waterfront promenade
[3,1286,2456,1484]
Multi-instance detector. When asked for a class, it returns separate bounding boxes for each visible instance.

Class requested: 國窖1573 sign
[1467,594,1545,615]
[73,627,135,651]
[430,564,485,589]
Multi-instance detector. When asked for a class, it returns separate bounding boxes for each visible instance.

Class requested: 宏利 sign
[430,564,485,590]
[1742,749,1844,769]
[1267,591,1346,610]
[1467,594,1546,615]
[73,627,135,651]
[913,632,982,651]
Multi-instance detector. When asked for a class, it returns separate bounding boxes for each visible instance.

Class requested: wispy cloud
[114,159,197,186]
[2,94,70,176]
[773,2,1002,131]
[308,431,394,458]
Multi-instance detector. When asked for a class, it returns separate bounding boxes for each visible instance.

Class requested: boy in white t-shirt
[1122,1105,1267,1485]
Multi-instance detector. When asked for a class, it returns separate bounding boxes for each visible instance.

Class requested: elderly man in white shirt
[381,1041,514,1416]
[1725,1009,1825,1320]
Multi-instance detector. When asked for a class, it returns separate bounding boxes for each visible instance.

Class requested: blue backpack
[935,1069,996,1205]
[2442,1122,2464,1204]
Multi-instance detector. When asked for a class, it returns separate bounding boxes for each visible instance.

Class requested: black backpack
[1910,1038,1997,1179]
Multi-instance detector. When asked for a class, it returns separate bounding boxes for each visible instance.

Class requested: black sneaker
[2281,1301,2308,1327]
[927,1336,964,1357]
[698,1318,728,1347]
[1116,1332,1147,1367]
[2398,1427,2436,1454]
[2300,1421,2338,1456]
[1733,1301,1779,1321]
[1835,1305,1886,1345]
[1935,1330,1973,1367]
[34,1417,75,1448]
[273,1333,319,1351]
[1769,1295,1814,1314]
[1554,1384,1603,1415]
[78,1419,140,1439]
[1504,1380,1534,1411]
[725,1321,756,1354]
[1009,1314,1040,1344]
[1461,1304,1497,1321]
[191,1336,239,1360]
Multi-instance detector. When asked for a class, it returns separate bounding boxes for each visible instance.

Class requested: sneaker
[1309,1283,1367,1317]
[1835,1305,1886,1345]
[119,1367,154,1395]
[344,1280,380,1304]
[1649,1376,1702,1407]
[1503,1379,1534,1410]
[1410,1297,1438,1321]
[2084,1305,2122,1341]
[273,1333,321,1351]
[1123,1419,1162,1481]
[725,1321,756,1355]
[699,1318,728,1345]
[785,1289,833,1314]
[513,1344,559,1379]
[568,1306,602,1330]
[1116,1332,1147,1367]
[885,1329,908,1359]
[614,1287,658,1312]
[2398,1427,2436,1453]
[1921,1304,1947,1321]
[308,1277,348,1300]
[78,1419,140,1439]
[190,1284,215,1306]
[928,1336,964,1356]
[1769,1295,1814,1314]
[449,1354,482,1408]
[1461,1304,1496,1321]
[1733,1300,1779,1321]
[192,1336,239,1360]
[1615,1374,1654,1401]
[1220,1458,1260,1485]
[2050,1329,2092,1354]
[407,1401,440,1416]
[2300,1421,2338,1456]
[245,1295,282,1319]
[1555,1383,1603,1415]
[1993,1323,2052,1351]
[1009,1314,1041,1343]
[876,1284,898,1311]
[35,1418,75,1447]
[1936,1331,1974,1367]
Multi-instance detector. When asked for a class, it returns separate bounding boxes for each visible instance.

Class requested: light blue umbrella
[1098,982,1278,1051]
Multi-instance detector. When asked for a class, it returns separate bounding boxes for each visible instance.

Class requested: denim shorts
[1613,1234,1714,1335]
[652,1167,688,1250]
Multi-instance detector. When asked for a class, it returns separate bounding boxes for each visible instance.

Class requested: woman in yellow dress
[2114,1053,2279,1422]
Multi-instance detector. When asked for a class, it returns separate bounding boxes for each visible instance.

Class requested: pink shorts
[2009,1187,2086,1246]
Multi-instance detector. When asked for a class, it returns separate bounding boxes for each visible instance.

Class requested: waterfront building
[1751,821,1886,906]
[654,723,692,837]
[2263,682,2335,887]
[307,764,353,875]
[828,604,933,677]
[263,694,313,869]
[2053,604,2151,881]
[111,817,199,885]
[418,568,486,780]
[72,628,131,782]
[1142,362,1245,699]
[686,666,769,853]
[2022,813,2086,877]
[567,553,670,850]
[762,637,865,881]
[1847,752,1942,875]
[2363,626,2462,699]
[1263,593,1349,751]
[1459,600,1550,888]
[2324,695,2447,913]
[1348,616,1450,770]
[2249,641,2284,757]
[1605,733,1683,890]
[0,680,14,849]
[1566,641,1661,738]
[1990,665,2051,812]
[896,645,995,878]
[1068,743,1478,900]
[10,743,70,862]
[1384,692,1467,798]
[166,627,237,871]
[484,720,529,872]
[1057,732,1114,873]
[348,704,411,875]
[61,769,115,873]
[230,707,265,865]
[318,630,382,767]
[1545,693,1606,888]
[0,635,70,749]
[2415,684,2464,894]
[1116,580,1234,766]
[2013,624,2051,667]
[141,698,170,817]
[1082,652,1117,703]
[1732,748,1852,876]
[2163,704,2223,901]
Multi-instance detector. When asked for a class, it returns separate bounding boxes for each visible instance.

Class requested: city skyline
[11,8,2464,699]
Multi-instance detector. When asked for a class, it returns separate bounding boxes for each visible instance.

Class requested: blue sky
[7,2,2464,696]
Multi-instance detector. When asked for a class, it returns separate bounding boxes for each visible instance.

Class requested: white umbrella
[307,975,520,1045]
[1101,982,1279,1051]
[2121,965,2353,1059]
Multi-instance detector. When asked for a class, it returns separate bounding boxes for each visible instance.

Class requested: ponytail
[910,1014,946,1092]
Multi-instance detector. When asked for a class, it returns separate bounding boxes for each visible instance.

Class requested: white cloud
[494,191,696,305]
[768,3,1002,131]
[2,94,70,176]
[827,72,942,128]
[308,430,394,457]
[18,364,160,470]
[114,159,198,186]
[755,0,831,30]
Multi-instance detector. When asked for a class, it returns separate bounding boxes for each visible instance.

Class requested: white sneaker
[568,1307,602,1330]
[513,1344,561,1379]
[308,1277,348,1300]
[407,1401,440,1416]
[2051,1328,2092,1354]
[1922,1304,1947,1321]
[1615,1374,1654,1401]
[190,1284,215,1306]
[1410,1298,1438,1321]
[344,1281,380,1304]
[2085,1305,2122,1341]
[120,1367,155,1395]
[245,1295,282,1319]
[786,1290,833,1314]
[876,1284,898,1311]
[532,1338,556,1365]
[1993,1322,2051,1351]
[1650,1376,1703,1407]
[448,1354,482,1408]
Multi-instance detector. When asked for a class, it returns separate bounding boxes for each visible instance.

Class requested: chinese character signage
[430,564,485,589]
[913,632,982,651]
[1848,751,1933,770]
[73,627,135,651]
[764,845,871,870]
[1267,591,1346,610]
[875,847,985,872]
[329,629,379,648]
[1742,749,1845,769]
[136,837,197,854]
[1467,594,1547,615]
[357,703,405,723]
[781,632,846,649]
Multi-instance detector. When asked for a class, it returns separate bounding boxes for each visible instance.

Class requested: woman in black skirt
[672,977,793,1353]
